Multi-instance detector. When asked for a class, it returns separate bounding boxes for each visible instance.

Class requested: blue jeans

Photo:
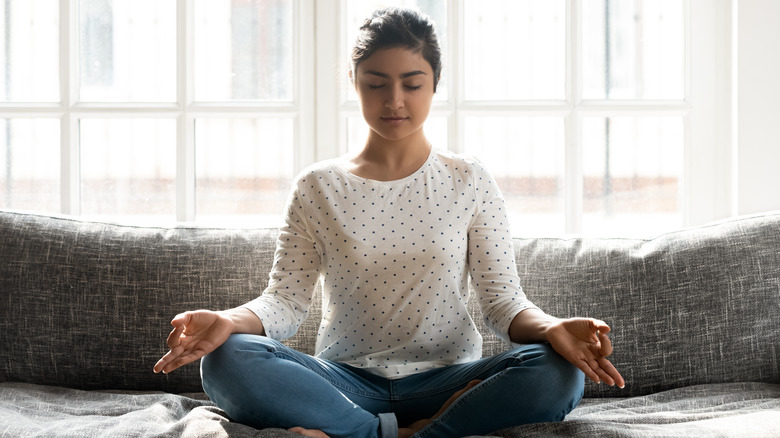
[201,335,583,438]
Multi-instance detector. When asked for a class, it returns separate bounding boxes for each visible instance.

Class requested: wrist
[540,318,567,343]
[220,307,265,336]
[508,308,560,343]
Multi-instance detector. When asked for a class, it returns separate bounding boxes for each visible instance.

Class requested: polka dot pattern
[244,148,537,378]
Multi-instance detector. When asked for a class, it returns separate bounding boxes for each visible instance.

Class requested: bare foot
[398,380,483,437]
[288,427,330,437]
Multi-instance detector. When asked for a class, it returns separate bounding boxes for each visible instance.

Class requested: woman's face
[354,47,436,145]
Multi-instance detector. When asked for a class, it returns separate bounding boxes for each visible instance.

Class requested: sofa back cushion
[2,210,779,397]
[0,211,275,393]
[512,213,780,397]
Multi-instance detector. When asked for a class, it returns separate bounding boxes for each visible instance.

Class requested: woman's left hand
[545,318,625,388]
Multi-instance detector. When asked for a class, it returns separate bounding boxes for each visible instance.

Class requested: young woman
[154,7,624,438]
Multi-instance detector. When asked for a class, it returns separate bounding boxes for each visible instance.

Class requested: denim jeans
[201,334,583,438]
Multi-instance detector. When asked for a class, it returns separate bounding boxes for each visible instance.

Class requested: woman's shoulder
[292,156,350,185]
[430,148,494,180]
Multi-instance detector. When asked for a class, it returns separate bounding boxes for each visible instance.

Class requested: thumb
[171,311,192,328]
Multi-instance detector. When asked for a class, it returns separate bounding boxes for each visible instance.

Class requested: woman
[154,7,624,438]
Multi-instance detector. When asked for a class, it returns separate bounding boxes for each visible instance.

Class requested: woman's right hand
[153,310,234,374]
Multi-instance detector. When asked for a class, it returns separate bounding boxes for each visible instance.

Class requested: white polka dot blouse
[243,147,538,379]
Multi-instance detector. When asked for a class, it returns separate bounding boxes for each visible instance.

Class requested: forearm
[219,307,266,336]
[507,308,560,344]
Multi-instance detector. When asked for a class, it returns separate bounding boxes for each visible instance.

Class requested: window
[0,0,310,225]
[333,0,724,238]
[1,0,731,237]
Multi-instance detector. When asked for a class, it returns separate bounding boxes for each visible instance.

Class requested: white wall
[737,0,780,215]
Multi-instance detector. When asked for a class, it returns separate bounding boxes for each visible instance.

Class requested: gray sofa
[1,208,779,437]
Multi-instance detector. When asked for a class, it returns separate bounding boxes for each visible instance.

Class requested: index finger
[166,323,185,349]
[165,312,192,348]
[598,330,614,357]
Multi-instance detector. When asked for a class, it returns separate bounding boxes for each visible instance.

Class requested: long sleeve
[467,159,539,344]
[242,182,323,340]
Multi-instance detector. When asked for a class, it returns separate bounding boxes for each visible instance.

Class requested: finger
[575,359,601,384]
[598,357,625,388]
[160,348,207,374]
[586,357,616,386]
[153,347,182,373]
[598,331,614,356]
[166,324,185,349]
[592,320,611,334]
[166,312,192,347]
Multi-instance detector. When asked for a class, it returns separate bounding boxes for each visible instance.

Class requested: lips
[381,116,408,126]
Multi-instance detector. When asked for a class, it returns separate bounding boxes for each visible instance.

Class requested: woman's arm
[509,308,625,388]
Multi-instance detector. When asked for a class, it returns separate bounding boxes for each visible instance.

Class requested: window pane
[465,117,565,236]
[80,119,176,218]
[79,0,176,102]
[346,115,447,155]
[0,0,59,102]
[0,119,59,210]
[464,0,565,101]
[345,0,448,102]
[195,118,293,225]
[194,0,293,102]
[582,116,683,237]
[582,0,684,100]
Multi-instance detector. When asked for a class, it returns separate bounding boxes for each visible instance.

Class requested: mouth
[380,116,408,126]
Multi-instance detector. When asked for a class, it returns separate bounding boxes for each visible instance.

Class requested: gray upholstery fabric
[2,209,780,437]
[2,382,779,438]
[497,382,780,437]
[512,215,780,398]
[0,211,277,393]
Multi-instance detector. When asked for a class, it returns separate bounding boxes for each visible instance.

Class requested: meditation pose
[154,7,624,438]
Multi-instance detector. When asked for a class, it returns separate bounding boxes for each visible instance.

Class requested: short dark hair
[351,7,442,92]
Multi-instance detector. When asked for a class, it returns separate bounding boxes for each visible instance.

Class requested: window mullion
[297,0,316,172]
[451,0,464,155]
[316,0,341,162]
[565,0,583,235]
[61,0,79,216]
[176,0,194,222]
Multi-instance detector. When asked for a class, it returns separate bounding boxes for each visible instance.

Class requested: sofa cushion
[513,213,780,397]
[498,382,780,437]
[2,381,779,437]
[0,211,278,393]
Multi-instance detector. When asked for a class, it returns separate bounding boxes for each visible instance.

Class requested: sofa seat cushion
[497,382,780,437]
[3,382,779,437]
[0,382,267,437]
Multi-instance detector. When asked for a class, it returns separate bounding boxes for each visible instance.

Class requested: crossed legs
[201,335,583,438]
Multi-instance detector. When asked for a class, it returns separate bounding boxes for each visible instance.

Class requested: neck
[347,130,431,181]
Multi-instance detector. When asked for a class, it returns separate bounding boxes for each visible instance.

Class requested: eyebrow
[364,70,428,79]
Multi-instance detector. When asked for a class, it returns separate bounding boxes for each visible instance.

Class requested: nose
[385,84,404,109]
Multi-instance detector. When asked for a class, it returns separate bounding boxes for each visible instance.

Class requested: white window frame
[50,0,315,222]
[315,0,735,235]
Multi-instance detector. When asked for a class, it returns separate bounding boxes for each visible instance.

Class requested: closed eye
[366,84,422,90]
